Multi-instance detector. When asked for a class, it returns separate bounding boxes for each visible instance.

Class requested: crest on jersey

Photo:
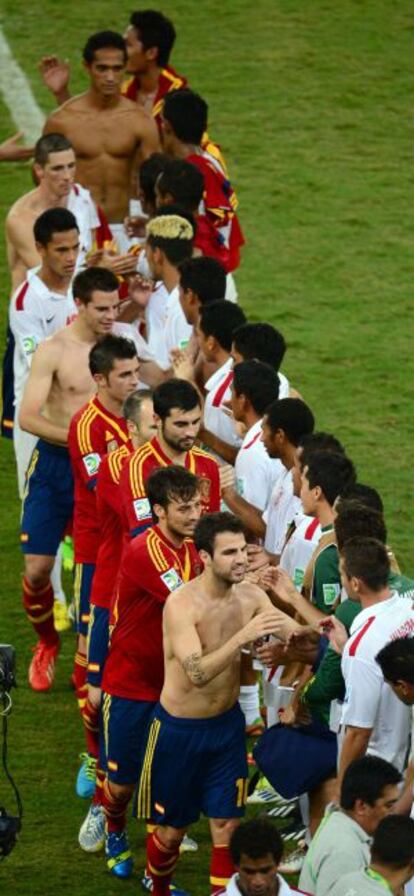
[198,476,211,501]
[83,452,101,477]
[133,498,151,521]
[107,440,118,453]
[160,567,183,592]
[21,335,37,356]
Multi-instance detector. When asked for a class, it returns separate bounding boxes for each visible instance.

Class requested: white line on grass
[0,25,45,142]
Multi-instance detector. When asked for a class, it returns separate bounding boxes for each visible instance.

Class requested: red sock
[147,830,180,896]
[210,845,234,895]
[102,777,131,833]
[73,649,87,710]
[145,822,156,876]
[92,763,106,806]
[82,697,100,758]
[22,577,58,646]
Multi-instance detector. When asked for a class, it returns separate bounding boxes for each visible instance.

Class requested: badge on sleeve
[82,453,101,476]
[160,567,183,592]
[133,498,151,521]
[322,583,341,606]
[21,335,37,356]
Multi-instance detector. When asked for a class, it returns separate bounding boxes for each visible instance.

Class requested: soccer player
[178,258,227,327]
[137,512,284,895]
[120,378,220,538]
[196,301,247,461]
[200,322,293,465]
[144,208,194,368]
[68,335,140,788]
[40,10,187,128]
[43,31,160,230]
[219,361,285,538]
[376,636,414,706]
[18,267,121,691]
[299,756,402,896]
[228,817,307,896]
[77,390,157,852]
[98,466,202,876]
[338,537,413,783]
[330,815,414,896]
[261,398,316,564]
[6,133,99,292]
[162,89,244,275]
[9,207,79,496]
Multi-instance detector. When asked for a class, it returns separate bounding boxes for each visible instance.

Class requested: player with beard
[137,512,285,896]
[120,378,220,538]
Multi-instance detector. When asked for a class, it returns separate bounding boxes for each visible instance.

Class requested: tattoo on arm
[182,652,206,685]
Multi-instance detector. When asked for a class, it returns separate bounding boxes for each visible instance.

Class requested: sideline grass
[0,3,414,893]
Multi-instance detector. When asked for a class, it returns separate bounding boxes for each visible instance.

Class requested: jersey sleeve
[313,545,341,613]
[206,458,221,512]
[122,540,172,604]
[9,298,44,366]
[68,415,105,490]
[120,457,153,538]
[341,656,382,729]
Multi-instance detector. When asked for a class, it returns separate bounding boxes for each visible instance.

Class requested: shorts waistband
[156,702,241,729]
[37,438,69,457]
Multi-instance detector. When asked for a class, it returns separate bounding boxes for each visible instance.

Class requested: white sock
[50,543,66,605]
[299,793,311,843]
[239,684,260,726]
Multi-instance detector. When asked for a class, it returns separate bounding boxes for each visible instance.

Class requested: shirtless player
[19,267,121,692]
[43,31,160,237]
[6,132,98,292]
[137,512,283,896]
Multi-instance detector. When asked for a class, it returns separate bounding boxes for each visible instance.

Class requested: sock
[102,778,131,833]
[145,823,156,876]
[73,649,87,712]
[147,829,180,896]
[22,577,58,646]
[82,697,100,758]
[210,845,234,895]
[239,684,260,726]
[92,763,106,806]
[50,543,66,605]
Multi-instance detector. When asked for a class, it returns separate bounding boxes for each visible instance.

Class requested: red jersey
[121,65,188,128]
[89,444,131,610]
[120,436,221,539]
[68,397,131,563]
[102,525,201,700]
[188,151,245,273]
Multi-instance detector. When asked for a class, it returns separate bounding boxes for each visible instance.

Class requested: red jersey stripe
[349,616,376,657]
[242,430,262,451]
[305,518,320,540]
[211,371,234,407]
[15,281,30,311]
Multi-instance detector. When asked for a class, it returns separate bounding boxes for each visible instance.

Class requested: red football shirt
[119,436,221,539]
[68,397,131,563]
[89,444,131,611]
[102,525,202,701]
[121,65,188,128]
[188,152,245,273]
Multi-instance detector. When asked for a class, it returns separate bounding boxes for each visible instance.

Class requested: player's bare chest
[55,346,95,396]
[197,601,244,652]
[65,112,138,159]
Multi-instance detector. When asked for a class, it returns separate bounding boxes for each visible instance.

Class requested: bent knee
[157,825,186,850]
[24,555,54,587]
[210,817,240,845]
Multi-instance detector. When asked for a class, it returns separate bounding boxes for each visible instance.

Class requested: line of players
[3,9,414,896]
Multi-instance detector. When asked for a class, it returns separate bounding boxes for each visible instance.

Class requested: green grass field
[1,1,414,892]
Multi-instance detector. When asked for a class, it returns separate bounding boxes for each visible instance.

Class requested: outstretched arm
[0,132,34,162]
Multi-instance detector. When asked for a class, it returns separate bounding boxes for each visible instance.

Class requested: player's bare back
[44,94,157,222]
[161,580,267,719]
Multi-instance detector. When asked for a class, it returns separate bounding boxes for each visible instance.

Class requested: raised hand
[0,132,34,162]
[38,56,70,100]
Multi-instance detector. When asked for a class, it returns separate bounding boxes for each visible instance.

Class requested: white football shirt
[235,418,283,512]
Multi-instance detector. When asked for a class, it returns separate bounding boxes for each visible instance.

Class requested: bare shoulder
[165,579,198,617]
[6,192,37,223]
[236,581,271,609]
[44,94,88,129]
[31,333,63,370]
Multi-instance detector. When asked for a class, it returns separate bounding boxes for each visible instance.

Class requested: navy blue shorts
[101,693,156,785]
[74,563,95,636]
[137,702,248,827]
[20,439,74,556]
[87,605,109,686]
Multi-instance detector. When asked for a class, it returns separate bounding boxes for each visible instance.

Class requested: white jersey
[163,286,192,360]
[9,272,77,404]
[263,466,302,555]
[280,513,322,588]
[67,183,99,267]
[341,593,413,771]
[204,357,241,450]
[145,281,169,364]
[226,873,295,896]
[235,418,283,512]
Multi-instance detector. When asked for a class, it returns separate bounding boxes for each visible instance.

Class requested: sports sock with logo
[102,778,131,833]
[147,829,180,896]
[22,576,58,645]
[210,844,234,895]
